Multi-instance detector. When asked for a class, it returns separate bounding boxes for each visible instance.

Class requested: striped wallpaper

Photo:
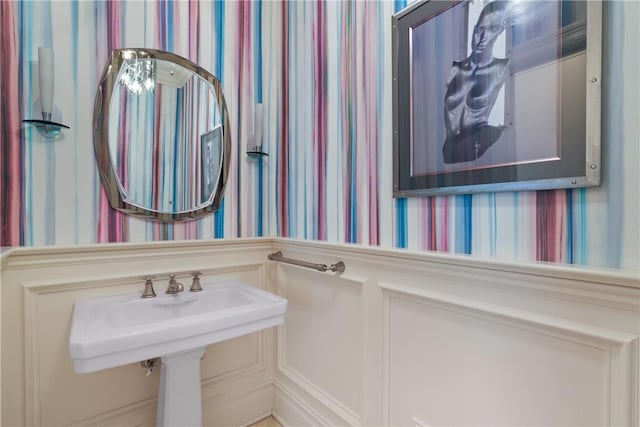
[1,0,270,245]
[274,0,639,271]
[1,1,638,272]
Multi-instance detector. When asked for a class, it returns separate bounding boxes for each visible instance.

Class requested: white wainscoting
[2,238,639,427]
[275,265,364,426]
[271,239,640,427]
[1,239,278,427]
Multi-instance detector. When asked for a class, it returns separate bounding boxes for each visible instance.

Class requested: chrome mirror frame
[93,48,232,221]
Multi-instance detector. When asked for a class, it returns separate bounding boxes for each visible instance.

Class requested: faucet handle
[142,276,156,298]
[166,274,184,294]
[190,271,203,292]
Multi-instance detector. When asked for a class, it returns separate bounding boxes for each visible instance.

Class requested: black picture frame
[392,0,602,197]
[200,126,223,204]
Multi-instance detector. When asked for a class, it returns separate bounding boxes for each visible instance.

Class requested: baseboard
[273,378,343,427]
[203,380,275,426]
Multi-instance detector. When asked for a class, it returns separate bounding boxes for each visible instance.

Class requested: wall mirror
[93,48,231,221]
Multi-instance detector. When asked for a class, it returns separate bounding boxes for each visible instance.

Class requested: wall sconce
[246,103,268,159]
[22,47,70,139]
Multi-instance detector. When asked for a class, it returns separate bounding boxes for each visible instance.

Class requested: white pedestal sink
[157,348,205,426]
[69,281,287,426]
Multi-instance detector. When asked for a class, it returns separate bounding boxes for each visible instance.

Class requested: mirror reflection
[94,49,231,221]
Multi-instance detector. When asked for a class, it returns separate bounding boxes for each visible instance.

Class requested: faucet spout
[166,274,184,294]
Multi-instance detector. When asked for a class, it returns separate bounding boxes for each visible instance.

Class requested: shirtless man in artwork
[443,1,510,164]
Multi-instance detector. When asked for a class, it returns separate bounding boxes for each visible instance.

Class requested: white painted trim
[66,380,275,427]
[380,285,639,427]
[12,251,273,426]
[23,285,40,427]
[0,238,273,273]
[609,337,640,426]
[277,362,361,426]
[20,262,265,292]
[3,237,638,288]
[381,281,392,427]
[202,377,272,409]
[380,281,638,347]
[67,396,157,427]
[273,238,640,289]
[273,378,335,427]
[2,238,639,426]
[276,268,364,426]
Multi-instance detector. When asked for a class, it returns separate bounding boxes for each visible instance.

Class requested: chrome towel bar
[267,251,345,273]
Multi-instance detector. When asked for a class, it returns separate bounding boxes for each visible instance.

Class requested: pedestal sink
[69,280,287,426]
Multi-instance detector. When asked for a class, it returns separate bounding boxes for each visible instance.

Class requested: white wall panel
[273,239,640,427]
[2,238,638,426]
[1,239,277,427]
[278,265,363,424]
[386,292,612,426]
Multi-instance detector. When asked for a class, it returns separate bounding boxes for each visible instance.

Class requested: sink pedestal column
[157,348,205,427]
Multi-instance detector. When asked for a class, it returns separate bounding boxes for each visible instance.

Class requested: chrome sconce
[22,47,70,138]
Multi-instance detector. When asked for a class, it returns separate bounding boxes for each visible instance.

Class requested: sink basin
[69,280,287,374]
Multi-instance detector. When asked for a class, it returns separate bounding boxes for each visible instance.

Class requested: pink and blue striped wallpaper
[274,0,639,271]
[1,1,639,272]
[1,0,270,245]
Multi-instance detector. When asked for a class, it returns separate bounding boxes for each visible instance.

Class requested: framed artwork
[200,126,222,204]
[392,0,602,197]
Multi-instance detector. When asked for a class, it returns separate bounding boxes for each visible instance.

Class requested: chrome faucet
[166,274,184,294]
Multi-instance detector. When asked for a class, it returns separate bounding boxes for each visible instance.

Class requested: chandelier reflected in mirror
[119,58,156,95]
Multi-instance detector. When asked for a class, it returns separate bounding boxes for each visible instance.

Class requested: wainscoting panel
[384,289,636,426]
[275,264,363,426]
[2,238,639,426]
[1,239,277,427]
[272,239,640,427]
